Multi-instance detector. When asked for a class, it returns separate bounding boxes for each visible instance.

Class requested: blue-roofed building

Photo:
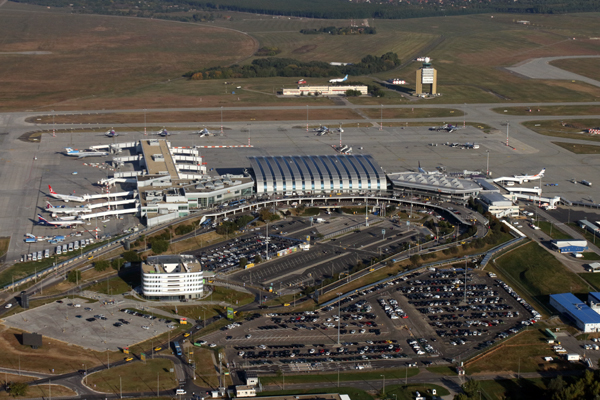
[551,240,588,254]
[549,293,600,332]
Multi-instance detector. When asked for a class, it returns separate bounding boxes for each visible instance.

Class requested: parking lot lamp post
[107,349,110,369]
[337,363,340,387]
[120,376,122,399]
[486,150,490,177]
[380,374,385,396]
[337,292,343,345]
[157,373,159,396]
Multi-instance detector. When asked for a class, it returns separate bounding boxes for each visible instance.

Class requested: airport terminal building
[248,155,387,195]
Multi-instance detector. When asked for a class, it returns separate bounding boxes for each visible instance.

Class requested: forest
[184,52,401,80]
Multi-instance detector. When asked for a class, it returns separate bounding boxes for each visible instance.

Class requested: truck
[24,238,36,243]
[315,218,326,223]
[566,353,580,361]
[581,180,593,186]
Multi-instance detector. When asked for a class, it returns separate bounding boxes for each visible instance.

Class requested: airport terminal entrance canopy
[248,154,386,194]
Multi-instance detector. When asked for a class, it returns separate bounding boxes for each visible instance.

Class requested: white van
[62,244,68,253]
[175,389,186,395]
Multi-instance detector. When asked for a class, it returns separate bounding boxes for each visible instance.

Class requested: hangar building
[551,240,588,254]
[248,155,386,195]
[549,293,600,333]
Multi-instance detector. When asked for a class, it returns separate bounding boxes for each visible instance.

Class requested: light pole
[380,374,385,396]
[337,292,343,345]
[306,105,309,132]
[144,108,147,135]
[506,121,510,147]
[52,110,55,138]
[380,104,383,131]
[221,106,224,135]
[486,150,490,177]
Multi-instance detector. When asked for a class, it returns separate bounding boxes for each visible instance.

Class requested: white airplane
[157,128,170,136]
[329,74,348,84]
[514,168,545,183]
[417,161,442,175]
[46,201,92,214]
[48,185,89,203]
[104,128,125,138]
[64,147,109,158]
[195,128,213,137]
[38,214,84,228]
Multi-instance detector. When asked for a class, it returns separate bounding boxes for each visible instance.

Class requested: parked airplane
[514,168,545,183]
[417,161,442,175]
[64,148,109,158]
[157,128,170,137]
[430,124,461,133]
[105,128,119,137]
[48,185,89,203]
[38,214,84,228]
[313,126,330,136]
[195,128,213,137]
[329,74,348,84]
[46,201,92,214]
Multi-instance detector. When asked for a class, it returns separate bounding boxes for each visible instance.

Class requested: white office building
[141,255,206,300]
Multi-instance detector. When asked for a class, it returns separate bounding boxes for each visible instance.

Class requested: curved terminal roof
[248,155,386,194]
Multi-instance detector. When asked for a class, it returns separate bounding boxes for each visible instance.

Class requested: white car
[5,304,12,309]
[142,326,150,330]
[209,343,217,348]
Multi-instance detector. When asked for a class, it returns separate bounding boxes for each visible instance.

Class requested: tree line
[184,52,401,80]
[300,26,376,35]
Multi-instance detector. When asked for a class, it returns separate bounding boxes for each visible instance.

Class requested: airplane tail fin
[48,185,57,194]
[65,147,74,153]
[344,75,348,80]
[46,201,53,209]
[37,214,48,223]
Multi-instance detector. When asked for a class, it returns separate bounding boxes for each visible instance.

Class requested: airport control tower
[415,57,437,96]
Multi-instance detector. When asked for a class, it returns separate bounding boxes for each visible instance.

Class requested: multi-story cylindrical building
[141,255,204,300]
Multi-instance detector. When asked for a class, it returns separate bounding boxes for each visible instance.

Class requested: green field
[494,105,600,116]
[535,221,572,240]
[385,384,449,400]
[260,367,419,386]
[3,3,600,111]
[262,387,373,400]
[552,141,600,154]
[580,273,600,291]
[466,329,578,375]
[85,359,178,393]
[478,377,548,400]
[87,270,140,295]
[523,119,600,142]
[551,57,600,81]
[493,242,591,307]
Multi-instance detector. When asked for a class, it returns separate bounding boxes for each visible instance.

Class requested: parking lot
[2,298,176,351]
[192,267,539,373]
[194,213,433,291]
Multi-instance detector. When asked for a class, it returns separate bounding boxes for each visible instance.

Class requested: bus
[172,341,182,356]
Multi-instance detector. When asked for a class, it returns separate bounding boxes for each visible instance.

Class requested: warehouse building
[588,292,600,313]
[141,255,208,300]
[551,240,588,254]
[248,154,386,195]
[282,85,368,97]
[549,293,600,333]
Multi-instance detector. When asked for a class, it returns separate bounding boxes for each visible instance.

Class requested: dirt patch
[292,44,317,54]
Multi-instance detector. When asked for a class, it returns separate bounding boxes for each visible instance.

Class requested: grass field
[493,242,591,307]
[0,373,76,399]
[581,252,600,260]
[192,347,220,388]
[85,358,177,393]
[0,326,112,374]
[580,273,600,291]
[478,377,548,400]
[550,57,600,81]
[493,105,600,116]
[385,384,450,400]
[523,119,600,142]
[466,329,577,374]
[3,4,600,111]
[360,108,464,119]
[86,269,140,295]
[260,367,419,386]
[551,141,600,154]
[0,3,256,111]
[262,387,373,400]
[535,221,572,240]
